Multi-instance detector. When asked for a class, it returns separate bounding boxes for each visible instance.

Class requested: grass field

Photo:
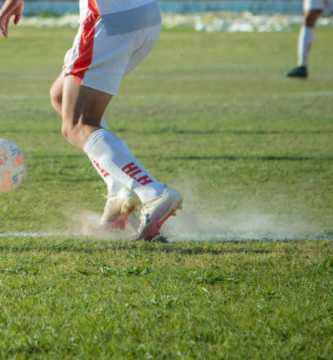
[0,25,333,358]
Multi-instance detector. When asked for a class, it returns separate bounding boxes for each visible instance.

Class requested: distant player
[286,0,333,78]
[0,0,183,241]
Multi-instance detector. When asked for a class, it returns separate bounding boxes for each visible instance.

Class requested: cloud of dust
[70,206,317,242]
[162,197,319,241]
[64,190,321,242]
[69,211,139,241]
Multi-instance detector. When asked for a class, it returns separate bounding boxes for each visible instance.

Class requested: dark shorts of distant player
[304,0,333,11]
[63,10,161,96]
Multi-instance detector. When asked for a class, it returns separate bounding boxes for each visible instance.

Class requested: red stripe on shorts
[88,0,99,14]
[70,12,100,84]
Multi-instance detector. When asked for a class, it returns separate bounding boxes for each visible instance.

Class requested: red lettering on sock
[136,175,153,186]
[121,162,153,186]
[92,158,110,178]
[100,169,110,178]
[121,162,143,179]
[128,169,142,180]
[92,159,100,169]
[121,162,138,174]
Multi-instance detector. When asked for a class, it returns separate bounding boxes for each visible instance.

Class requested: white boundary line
[0,233,58,238]
[0,233,330,241]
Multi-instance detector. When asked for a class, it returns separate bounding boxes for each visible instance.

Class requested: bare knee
[61,119,80,143]
[61,115,92,149]
[61,121,70,140]
[61,121,81,148]
[303,10,321,27]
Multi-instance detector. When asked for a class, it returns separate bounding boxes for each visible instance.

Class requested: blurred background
[4,0,332,33]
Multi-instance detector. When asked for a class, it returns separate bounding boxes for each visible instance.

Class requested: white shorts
[63,11,161,96]
[304,0,333,11]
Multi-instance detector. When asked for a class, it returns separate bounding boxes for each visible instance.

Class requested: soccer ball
[0,139,26,195]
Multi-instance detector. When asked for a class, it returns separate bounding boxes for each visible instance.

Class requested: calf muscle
[61,75,113,149]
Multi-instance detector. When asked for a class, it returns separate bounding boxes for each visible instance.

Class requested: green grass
[0,26,333,358]
[0,239,332,358]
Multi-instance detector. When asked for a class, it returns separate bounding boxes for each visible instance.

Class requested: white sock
[100,117,108,130]
[84,129,165,202]
[90,118,123,195]
[298,26,314,67]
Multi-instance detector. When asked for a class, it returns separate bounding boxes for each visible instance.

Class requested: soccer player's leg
[121,25,184,241]
[50,72,64,115]
[50,73,132,230]
[62,77,180,237]
[61,76,142,231]
[50,71,111,133]
[50,48,72,115]
[50,72,136,230]
[62,18,182,240]
[286,0,322,78]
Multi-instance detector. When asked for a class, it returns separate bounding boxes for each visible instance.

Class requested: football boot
[286,66,308,79]
[100,186,141,231]
[135,184,183,241]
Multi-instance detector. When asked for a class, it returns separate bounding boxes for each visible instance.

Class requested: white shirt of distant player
[304,0,333,11]
[80,0,156,16]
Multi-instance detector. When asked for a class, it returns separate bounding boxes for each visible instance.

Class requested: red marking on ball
[13,155,25,166]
